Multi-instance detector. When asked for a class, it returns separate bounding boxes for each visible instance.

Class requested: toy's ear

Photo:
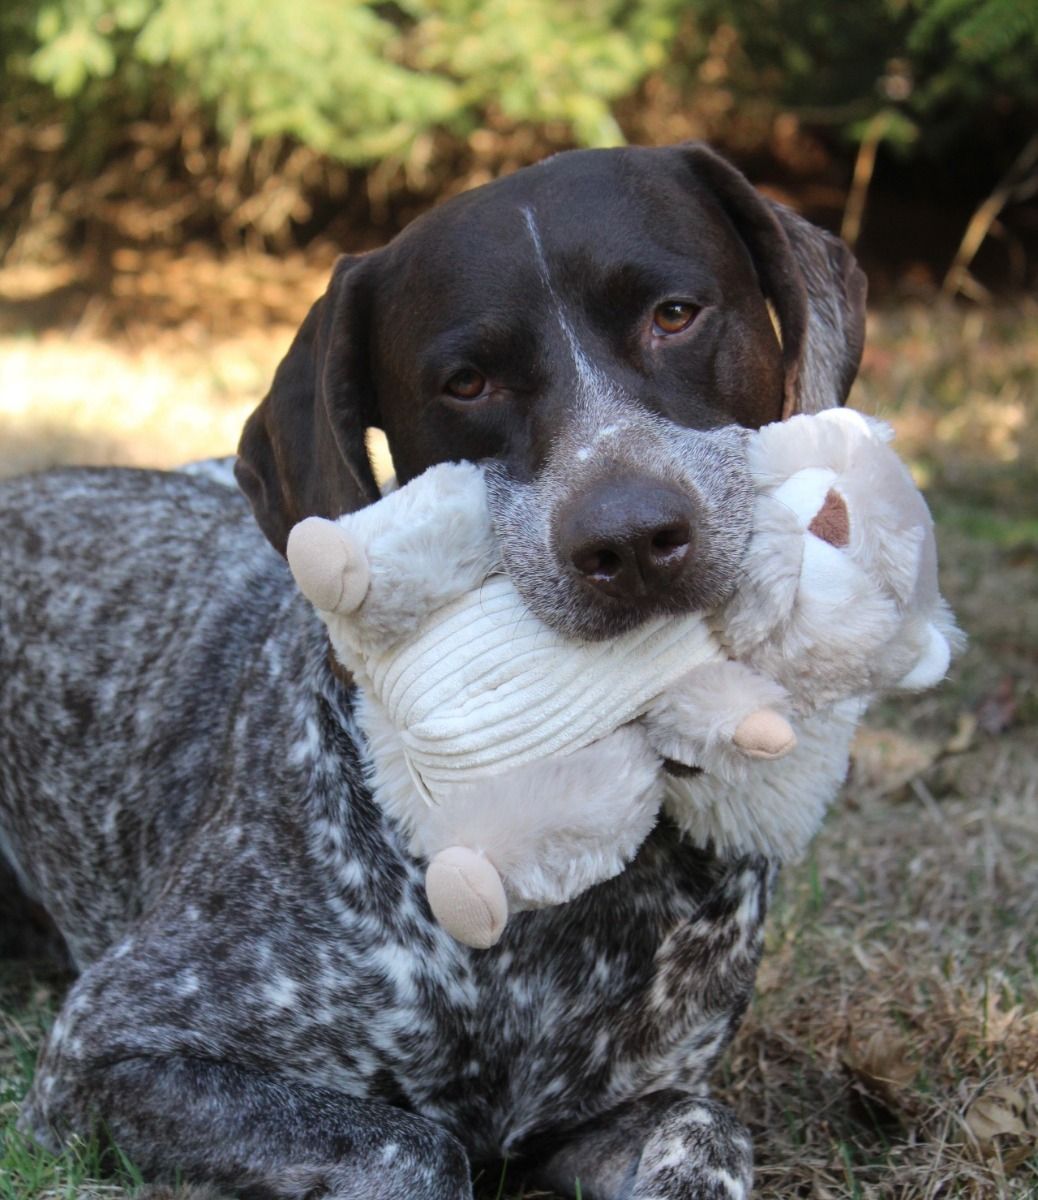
[807,489,851,547]
[678,144,867,416]
[235,253,382,556]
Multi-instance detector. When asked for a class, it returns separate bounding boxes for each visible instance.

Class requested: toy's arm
[642,659,796,779]
[287,518,370,616]
[663,699,863,861]
[287,461,500,644]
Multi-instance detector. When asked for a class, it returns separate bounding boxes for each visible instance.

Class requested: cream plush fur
[287,410,960,947]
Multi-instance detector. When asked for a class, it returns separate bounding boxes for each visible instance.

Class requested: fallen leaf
[842,1027,918,1121]
[964,1081,1038,1167]
[849,728,940,796]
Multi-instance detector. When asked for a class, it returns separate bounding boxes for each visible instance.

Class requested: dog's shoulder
[0,467,305,963]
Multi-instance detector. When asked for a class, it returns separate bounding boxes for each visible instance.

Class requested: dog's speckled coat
[1,469,766,1199]
[0,143,870,1198]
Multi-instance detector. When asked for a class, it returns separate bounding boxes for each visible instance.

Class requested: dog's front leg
[532,1090,753,1200]
[22,1054,473,1200]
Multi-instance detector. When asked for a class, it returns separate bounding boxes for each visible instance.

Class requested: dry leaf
[842,1027,917,1119]
[964,1081,1038,1167]
[849,727,940,796]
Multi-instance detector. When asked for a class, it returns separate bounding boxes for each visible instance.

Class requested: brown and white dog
[0,143,865,1199]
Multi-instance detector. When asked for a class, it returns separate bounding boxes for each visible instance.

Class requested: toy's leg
[286,518,370,614]
[531,1090,753,1199]
[645,659,795,775]
[415,725,661,939]
[731,709,796,759]
[425,847,508,950]
[664,700,863,860]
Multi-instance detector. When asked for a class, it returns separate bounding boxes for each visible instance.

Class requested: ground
[1,254,1036,1198]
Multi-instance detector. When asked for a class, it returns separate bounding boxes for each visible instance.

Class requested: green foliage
[5,0,684,164]
[1,0,1035,248]
[694,0,1038,154]
[5,0,1037,165]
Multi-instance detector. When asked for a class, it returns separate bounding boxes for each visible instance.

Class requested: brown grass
[1,257,1036,1198]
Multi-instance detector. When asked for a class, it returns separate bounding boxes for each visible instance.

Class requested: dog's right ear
[235,254,382,556]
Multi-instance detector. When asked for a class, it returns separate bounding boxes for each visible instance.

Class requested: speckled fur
[1,468,767,1199]
[0,144,870,1199]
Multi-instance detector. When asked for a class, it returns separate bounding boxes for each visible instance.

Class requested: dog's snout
[558,480,697,600]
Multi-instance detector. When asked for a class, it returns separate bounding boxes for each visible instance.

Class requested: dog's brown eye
[653,301,699,336]
[445,370,487,400]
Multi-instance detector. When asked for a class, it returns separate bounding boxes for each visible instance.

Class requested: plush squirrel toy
[287,409,959,949]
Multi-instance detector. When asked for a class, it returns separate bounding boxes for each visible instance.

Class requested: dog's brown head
[236,143,866,640]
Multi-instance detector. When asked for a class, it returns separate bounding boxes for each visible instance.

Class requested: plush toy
[656,409,961,858]
[287,461,791,948]
[287,409,959,949]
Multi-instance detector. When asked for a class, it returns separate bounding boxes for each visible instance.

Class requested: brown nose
[557,479,696,601]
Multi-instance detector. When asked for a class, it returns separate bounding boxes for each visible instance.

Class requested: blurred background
[1,2,1036,1197]
[1,0,1037,474]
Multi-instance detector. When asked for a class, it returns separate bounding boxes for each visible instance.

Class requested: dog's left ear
[680,144,867,416]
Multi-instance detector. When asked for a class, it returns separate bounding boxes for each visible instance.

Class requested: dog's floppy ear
[680,143,867,416]
[235,254,381,555]
[765,200,868,415]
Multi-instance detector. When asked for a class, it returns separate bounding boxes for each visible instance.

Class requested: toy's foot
[286,518,370,614]
[732,710,797,759]
[426,847,508,950]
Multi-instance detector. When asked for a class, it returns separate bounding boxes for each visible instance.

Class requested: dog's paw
[629,1097,753,1200]
[425,847,508,949]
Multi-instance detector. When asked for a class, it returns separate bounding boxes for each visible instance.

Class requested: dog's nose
[557,479,696,600]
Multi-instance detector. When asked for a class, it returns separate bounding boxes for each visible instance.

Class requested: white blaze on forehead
[520,205,602,393]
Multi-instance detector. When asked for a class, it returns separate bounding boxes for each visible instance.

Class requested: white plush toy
[658,409,961,859]
[286,409,959,949]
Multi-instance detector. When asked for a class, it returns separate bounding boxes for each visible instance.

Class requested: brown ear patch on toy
[809,488,850,547]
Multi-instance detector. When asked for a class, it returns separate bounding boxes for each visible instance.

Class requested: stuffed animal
[287,460,792,948]
[287,409,959,948]
[655,408,962,859]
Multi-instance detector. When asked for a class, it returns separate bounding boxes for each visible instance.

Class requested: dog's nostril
[650,526,690,555]
[572,546,623,580]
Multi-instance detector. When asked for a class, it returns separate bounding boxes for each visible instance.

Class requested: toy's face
[728,411,955,699]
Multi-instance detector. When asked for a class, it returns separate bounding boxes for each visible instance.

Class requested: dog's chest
[289,818,768,1158]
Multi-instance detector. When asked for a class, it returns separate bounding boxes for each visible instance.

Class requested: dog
[0,143,865,1199]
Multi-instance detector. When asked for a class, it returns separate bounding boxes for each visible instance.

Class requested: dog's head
[237,143,866,640]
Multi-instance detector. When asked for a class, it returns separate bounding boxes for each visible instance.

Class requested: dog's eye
[653,301,699,336]
[444,369,487,400]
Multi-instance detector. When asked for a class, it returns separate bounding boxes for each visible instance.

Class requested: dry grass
[1,256,1036,1198]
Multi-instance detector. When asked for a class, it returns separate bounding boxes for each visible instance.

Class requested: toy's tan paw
[426,847,508,950]
[732,710,797,759]
[286,518,370,614]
